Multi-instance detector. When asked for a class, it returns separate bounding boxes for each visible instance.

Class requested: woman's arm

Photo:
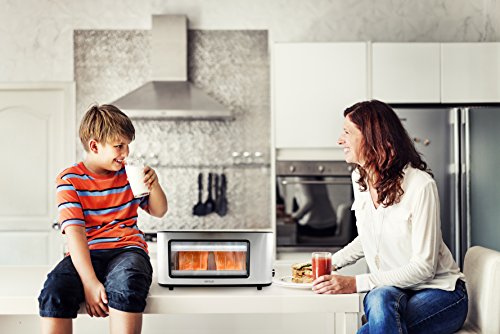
[356,181,441,291]
[312,237,363,294]
[331,236,365,269]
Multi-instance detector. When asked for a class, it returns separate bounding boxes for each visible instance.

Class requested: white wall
[2,0,500,82]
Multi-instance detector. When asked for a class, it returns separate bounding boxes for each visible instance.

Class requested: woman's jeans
[358,280,468,334]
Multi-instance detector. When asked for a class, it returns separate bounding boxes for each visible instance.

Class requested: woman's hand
[143,165,159,190]
[83,278,109,317]
[312,274,357,294]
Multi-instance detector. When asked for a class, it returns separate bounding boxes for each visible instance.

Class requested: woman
[312,100,468,334]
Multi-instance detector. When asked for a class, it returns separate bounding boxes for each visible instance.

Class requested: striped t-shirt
[56,162,149,253]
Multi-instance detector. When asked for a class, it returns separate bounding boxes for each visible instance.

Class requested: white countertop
[0,264,361,316]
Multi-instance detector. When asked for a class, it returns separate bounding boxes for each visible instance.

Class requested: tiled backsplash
[74,30,271,231]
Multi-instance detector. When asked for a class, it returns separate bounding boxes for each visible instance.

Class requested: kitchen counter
[0,265,362,333]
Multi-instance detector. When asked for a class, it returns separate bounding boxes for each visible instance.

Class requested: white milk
[125,164,149,198]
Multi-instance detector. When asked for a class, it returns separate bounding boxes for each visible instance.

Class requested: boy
[38,104,168,334]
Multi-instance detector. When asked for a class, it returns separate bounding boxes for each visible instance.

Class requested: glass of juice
[312,252,332,279]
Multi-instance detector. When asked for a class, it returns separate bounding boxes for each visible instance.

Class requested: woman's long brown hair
[344,100,432,206]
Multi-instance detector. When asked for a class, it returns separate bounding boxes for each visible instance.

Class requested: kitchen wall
[3,0,500,82]
[75,29,270,231]
[3,0,500,230]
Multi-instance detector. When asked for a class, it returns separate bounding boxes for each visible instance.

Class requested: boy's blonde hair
[79,104,135,152]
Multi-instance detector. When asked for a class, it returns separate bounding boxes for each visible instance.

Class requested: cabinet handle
[281,179,351,185]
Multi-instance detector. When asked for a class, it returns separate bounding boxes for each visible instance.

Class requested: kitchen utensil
[214,173,220,213]
[203,173,215,214]
[193,173,206,216]
[217,173,228,217]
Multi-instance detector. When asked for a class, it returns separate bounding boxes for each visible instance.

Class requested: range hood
[112,15,232,120]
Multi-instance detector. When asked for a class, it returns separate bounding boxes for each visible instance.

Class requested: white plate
[273,276,313,289]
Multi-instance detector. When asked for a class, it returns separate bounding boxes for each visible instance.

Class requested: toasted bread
[291,262,313,283]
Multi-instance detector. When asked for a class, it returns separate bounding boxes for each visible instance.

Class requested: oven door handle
[280,179,352,185]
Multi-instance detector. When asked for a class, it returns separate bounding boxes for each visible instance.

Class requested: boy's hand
[143,165,159,190]
[83,278,109,317]
[142,165,168,217]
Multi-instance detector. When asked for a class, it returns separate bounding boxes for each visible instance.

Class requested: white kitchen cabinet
[0,83,74,265]
[1,314,354,334]
[372,43,441,103]
[2,266,362,334]
[273,43,368,149]
[0,232,63,265]
[441,43,500,103]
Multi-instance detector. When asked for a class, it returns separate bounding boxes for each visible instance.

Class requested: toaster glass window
[169,240,250,278]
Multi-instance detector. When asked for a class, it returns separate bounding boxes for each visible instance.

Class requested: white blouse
[332,166,464,293]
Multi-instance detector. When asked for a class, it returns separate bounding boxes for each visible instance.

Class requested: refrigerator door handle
[462,108,472,254]
[452,108,462,264]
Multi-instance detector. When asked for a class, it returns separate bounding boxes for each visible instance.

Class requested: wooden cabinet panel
[0,107,49,216]
[273,43,368,149]
[0,83,74,265]
[0,232,62,265]
[441,43,500,103]
[372,43,441,103]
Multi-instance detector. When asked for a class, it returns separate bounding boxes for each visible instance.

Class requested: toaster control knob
[289,165,296,173]
[318,165,325,173]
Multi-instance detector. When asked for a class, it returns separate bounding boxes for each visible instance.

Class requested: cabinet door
[0,232,64,265]
[372,43,441,103]
[441,43,500,103]
[0,83,74,265]
[274,43,367,149]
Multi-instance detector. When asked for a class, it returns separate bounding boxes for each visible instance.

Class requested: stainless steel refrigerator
[394,106,500,268]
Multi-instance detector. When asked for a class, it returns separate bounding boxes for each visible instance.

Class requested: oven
[276,161,357,252]
[157,231,273,290]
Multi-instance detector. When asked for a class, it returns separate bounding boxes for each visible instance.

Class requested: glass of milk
[125,158,150,198]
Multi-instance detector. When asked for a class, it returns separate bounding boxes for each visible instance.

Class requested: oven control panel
[276,161,353,176]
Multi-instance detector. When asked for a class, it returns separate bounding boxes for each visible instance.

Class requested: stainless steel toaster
[157,230,274,290]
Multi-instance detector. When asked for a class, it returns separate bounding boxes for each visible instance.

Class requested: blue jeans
[38,248,153,318]
[358,280,468,334]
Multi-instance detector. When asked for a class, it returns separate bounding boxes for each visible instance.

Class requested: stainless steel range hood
[112,15,232,120]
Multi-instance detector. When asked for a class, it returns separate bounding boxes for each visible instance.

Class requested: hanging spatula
[214,173,220,214]
[217,173,228,217]
[203,172,215,214]
[192,173,206,216]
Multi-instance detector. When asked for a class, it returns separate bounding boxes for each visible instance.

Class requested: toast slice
[291,262,313,283]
